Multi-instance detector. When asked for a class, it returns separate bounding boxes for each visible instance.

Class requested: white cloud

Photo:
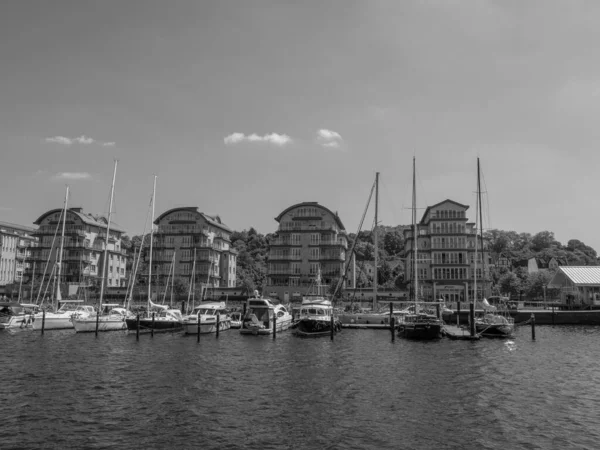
[45,135,116,147]
[52,172,92,180]
[317,128,344,149]
[224,132,292,146]
[45,136,74,145]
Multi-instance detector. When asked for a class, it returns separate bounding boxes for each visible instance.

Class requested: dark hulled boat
[397,312,442,340]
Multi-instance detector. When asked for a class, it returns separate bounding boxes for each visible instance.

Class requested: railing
[269,239,300,246]
[268,254,302,260]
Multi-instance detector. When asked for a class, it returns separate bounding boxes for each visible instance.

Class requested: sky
[2,1,600,251]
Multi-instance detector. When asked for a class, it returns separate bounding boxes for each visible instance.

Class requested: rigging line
[125,195,153,310]
[332,177,376,299]
[36,205,65,305]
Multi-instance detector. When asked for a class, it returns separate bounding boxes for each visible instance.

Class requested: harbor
[2,324,599,449]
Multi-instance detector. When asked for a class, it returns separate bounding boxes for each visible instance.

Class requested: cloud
[224,132,292,146]
[52,172,92,181]
[45,135,116,147]
[317,128,344,149]
[0,206,12,211]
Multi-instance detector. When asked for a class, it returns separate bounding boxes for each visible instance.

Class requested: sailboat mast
[55,186,69,307]
[412,157,418,306]
[99,160,117,313]
[473,158,481,306]
[476,157,485,301]
[373,172,379,311]
[147,175,157,312]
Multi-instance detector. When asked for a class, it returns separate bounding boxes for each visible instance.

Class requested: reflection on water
[1,326,600,449]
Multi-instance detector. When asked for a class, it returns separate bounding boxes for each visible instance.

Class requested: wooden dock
[442,324,480,340]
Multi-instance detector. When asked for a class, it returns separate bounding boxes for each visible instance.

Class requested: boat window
[316,309,324,315]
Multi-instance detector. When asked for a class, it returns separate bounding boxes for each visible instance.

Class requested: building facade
[151,207,237,292]
[0,221,38,289]
[28,207,129,293]
[265,202,348,302]
[404,199,491,303]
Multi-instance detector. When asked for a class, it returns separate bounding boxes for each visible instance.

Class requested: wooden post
[457,301,461,326]
[436,303,441,320]
[391,316,395,342]
[197,313,201,343]
[330,315,334,341]
[531,313,536,340]
[151,312,155,337]
[136,314,140,341]
[389,302,395,341]
[95,305,100,337]
[273,315,277,339]
[216,314,220,338]
[552,305,555,325]
[469,303,475,337]
[41,310,46,335]
[181,301,185,314]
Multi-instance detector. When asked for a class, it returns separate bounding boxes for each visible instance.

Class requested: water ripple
[2,326,600,448]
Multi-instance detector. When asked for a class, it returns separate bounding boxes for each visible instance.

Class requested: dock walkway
[442,324,480,340]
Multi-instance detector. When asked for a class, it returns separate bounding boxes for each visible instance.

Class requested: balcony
[320,254,344,261]
[269,238,299,246]
[268,254,302,261]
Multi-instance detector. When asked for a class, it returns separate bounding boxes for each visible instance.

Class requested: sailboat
[32,187,96,330]
[473,158,515,338]
[293,268,342,337]
[125,176,183,332]
[72,161,129,332]
[397,157,443,340]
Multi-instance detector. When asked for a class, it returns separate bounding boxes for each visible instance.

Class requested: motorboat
[240,295,293,335]
[32,300,96,331]
[72,304,130,333]
[182,301,231,334]
[397,312,443,340]
[0,302,38,330]
[293,298,342,337]
[229,311,242,329]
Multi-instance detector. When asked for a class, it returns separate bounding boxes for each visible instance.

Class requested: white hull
[240,317,292,335]
[183,319,231,334]
[73,317,127,333]
[32,314,75,330]
[0,315,35,330]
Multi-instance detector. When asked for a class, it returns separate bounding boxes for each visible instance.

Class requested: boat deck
[442,324,480,340]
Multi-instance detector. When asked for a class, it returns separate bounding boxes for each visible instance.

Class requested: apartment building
[28,207,129,290]
[404,199,492,303]
[0,221,38,288]
[152,207,237,291]
[265,202,348,302]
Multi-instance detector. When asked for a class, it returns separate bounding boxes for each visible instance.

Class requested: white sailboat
[125,176,183,331]
[32,187,96,330]
[73,160,129,332]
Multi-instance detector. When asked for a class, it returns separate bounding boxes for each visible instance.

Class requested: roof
[419,199,470,225]
[548,266,600,287]
[33,208,126,233]
[274,202,346,230]
[153,207,232,232]
[0,221,36,234]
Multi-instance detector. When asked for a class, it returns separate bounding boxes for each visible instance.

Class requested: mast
[476,157,485,303]
[147,175,157,312]
[55,186,69,309]
[187,248,196,314]
[373,172,379,311]
[412,157,418,307]
[99,160,118,314]
[30,261,36,302]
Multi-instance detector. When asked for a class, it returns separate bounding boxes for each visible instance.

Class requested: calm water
[1,325,600,450]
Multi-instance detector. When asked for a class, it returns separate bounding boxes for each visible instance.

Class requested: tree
[497,272,522,297]
[531,231,557,253]
[525,271,552,300]
[383,230,404,256]
[172,278,189,299]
